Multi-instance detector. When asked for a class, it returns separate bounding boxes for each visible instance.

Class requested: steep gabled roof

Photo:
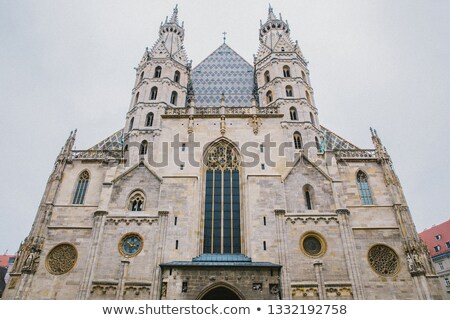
[321,126,361,150]
[191,43,254,107]
[88,129,123,150]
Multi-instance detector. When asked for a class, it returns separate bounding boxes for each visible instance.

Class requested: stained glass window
[73,171,89,204]
[357,171,373,205]
[203,141,241,254]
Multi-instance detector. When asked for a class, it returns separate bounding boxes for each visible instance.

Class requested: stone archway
[197,282,245,300]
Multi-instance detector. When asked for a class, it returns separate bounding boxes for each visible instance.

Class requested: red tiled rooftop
[419,219,450,258]
[0,255,16,268]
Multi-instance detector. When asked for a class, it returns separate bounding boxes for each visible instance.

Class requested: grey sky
[0,0,449,254]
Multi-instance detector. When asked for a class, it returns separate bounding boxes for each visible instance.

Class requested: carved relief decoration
[105,217,159,226]
[367,244,399,276]
[205,141,240,171]
[45,243,78,275]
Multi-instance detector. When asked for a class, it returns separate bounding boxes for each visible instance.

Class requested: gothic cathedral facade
[3,6,445,300]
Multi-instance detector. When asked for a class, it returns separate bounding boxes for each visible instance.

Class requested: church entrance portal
[199,286,242,300]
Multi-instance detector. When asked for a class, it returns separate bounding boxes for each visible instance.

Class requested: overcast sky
[0,0,449,254]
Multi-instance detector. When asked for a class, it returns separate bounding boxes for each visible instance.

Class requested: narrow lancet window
[72,171,89,204]
[293,132,302,149]
[264,70,270,83]
[357,171,373,205]
[150,87,158,100]
[310,112,316,126]
[266,91,273,103]
[290,107,298,120]
[305,90,312,104]
[170,91,178,105]
[283,65,291,77]
[303,185,314,210]
[145,112,154,127]
[140,140,148,155]
[128,117,134,132]
[286,86,293,97]
[154,66,162,78]
[129,191,144,211]
[174,71,180,83]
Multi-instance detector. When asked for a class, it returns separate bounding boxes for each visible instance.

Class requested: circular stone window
[300,232,327,258]
[46,243,78,275]
[368,244,399,276]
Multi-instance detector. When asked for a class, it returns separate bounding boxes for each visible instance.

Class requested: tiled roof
[321,126,360,151]
[191,43,255,107]
[88,129,123,150]
[86,127,361,152]
[419,219,450,258]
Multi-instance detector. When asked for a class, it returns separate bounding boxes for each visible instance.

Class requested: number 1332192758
[267,304,347,315]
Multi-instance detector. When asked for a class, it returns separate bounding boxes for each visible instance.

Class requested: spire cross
[222,32,227,44]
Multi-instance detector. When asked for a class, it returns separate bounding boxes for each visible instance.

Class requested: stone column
[151,211,169,299]
[116,260,130,300]
[274,209,291,300]
[336,209,365,299]
[77,210,108,299]
[313,260,326,300]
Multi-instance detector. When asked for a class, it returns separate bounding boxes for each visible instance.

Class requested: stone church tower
[3,6,445,300]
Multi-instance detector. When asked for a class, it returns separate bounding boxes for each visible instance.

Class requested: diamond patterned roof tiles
[191,43,255,107]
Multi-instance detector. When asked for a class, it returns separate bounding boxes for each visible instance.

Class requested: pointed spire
[169,4,179,24]
[268,4,277,21]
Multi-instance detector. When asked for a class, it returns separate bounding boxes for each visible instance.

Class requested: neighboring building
[0,255,16,298]
[419,220,450,298]
[2,6,445,300]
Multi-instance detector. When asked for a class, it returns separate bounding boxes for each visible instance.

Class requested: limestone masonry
[2,6,445,300]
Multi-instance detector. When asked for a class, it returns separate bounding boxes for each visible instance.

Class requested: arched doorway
[201,286,241,300]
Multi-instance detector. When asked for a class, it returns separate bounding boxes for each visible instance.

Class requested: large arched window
[128,117,134,132]
[170,91,178,105]
[357,171,373,205]
[139,71,144,83]
[293,132,302,149]
[264,70,270,83]
[290,107,298,121]
[266,91,273,103]
[129,191,145,211]
[140,140,148,155]
[303,185,314,210]
[174,70,180,83]
[286,85,293,97]
[154,66,162,78]
[145,112,154,127]
[283,65,291,77]
[72,171,89,204]
[150,86,158,100]
[203,141,241,254]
